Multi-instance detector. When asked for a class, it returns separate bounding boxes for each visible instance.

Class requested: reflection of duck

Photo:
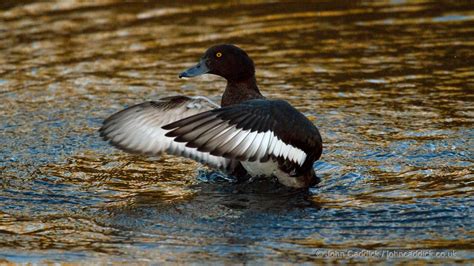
[100,44,323,188]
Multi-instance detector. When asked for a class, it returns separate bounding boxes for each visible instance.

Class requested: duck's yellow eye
[216,52,222,58]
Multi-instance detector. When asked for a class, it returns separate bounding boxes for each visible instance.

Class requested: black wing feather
[164,99,323,172]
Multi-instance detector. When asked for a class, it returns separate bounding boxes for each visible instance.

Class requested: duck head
[179,44,255,82]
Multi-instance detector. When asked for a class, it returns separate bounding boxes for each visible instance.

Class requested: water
[1,0,473,263]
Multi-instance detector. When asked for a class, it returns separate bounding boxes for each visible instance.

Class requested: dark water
[1,0,473,264]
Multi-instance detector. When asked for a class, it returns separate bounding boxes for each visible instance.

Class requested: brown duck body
[101,44,323,188]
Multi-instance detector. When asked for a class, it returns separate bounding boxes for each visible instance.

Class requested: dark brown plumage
[101,44,323,188]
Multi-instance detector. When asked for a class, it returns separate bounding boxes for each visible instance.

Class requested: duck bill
[179,59,209,78]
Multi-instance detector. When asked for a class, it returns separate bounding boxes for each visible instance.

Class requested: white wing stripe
[215,127,249,154]
[259,131,307,165]
[268,134,278,155]
[254,131,271,160]
[203,125,234,148]
[233,131,258,158]
[193,122,231,147]
[197,125,308,165]
[246,131,264,160]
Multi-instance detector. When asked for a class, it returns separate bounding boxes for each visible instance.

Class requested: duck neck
[221,76,264,106]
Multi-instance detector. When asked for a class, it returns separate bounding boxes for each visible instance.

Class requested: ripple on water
[0,0,473,264]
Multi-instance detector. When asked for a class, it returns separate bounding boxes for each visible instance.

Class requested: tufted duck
[99,44,323,188]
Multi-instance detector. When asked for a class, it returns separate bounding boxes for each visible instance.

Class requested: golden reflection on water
[0,0,473,264]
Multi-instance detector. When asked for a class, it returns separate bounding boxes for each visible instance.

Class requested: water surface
[0,0,473,264]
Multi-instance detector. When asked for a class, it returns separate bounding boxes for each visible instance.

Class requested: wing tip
[98,127,109,140]
[97,96,233,170]
[162,123,176,131]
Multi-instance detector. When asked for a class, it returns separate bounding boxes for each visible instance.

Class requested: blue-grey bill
[179,60,209,78]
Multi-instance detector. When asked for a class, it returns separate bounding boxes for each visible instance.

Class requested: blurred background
[0,0,473,264]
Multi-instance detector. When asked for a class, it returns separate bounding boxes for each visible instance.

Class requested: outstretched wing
[99,95,235,171]
[163,99,322,172]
